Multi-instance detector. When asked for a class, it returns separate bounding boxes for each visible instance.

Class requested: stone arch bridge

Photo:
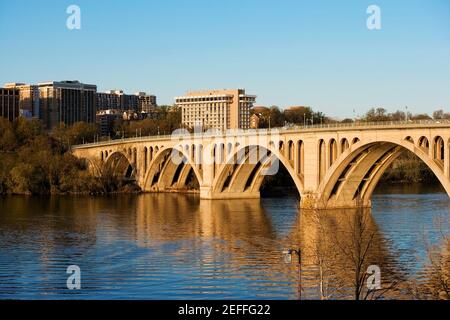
[72,121,450,209]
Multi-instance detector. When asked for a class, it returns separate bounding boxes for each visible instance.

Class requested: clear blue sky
[1,0,449,118]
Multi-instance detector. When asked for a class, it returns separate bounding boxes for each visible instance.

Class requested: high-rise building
[38,80,97,129]
[96,91,122,111]
[175,89,256,130]
[96,109,123,136]
[96,90,156,113]
[0,87,19,121]
[96,90,139,112]
[136,92,157,113]
[4,83,40,119]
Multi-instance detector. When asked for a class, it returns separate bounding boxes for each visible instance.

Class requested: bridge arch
[318,139,327,183]
[297,140,304,175]
[103,151,135,179]
[212,144,303,198]
[143,145,203,192]
[418,136,429,151]
[78,157,101,176]
[329,138,338,166]
[340,138,349,153]
[316,137,450,209]
[433,136,444,164]
[288,140,295,163]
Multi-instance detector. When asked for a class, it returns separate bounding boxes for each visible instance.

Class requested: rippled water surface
[0,184,448,299]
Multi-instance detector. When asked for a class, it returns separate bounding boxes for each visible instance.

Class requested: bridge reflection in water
[132,194,406,299]
[0,192,446,299]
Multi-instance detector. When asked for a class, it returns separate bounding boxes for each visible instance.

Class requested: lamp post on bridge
[283,248,302,300]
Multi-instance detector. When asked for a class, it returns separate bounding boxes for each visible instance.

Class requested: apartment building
[97,90,156,113]
[4,83,40,119]
[136,92,157,113]
[38,80,97,129]
[0,87,19,121]
[97,90,139,112]
[175,89,256,130]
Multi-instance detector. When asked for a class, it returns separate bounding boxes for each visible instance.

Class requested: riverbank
[0,118,134,195]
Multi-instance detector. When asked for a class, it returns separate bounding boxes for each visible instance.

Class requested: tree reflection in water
[133,195,408,299]
[0,193,447,299]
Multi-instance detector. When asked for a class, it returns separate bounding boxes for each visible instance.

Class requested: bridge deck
[72,120,450,150]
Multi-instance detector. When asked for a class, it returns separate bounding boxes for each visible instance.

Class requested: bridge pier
[200,186,260,200]
[199,189,371,208]
[299,193,372,209]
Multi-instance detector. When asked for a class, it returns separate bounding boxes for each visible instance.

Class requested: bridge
[71,121,450,209]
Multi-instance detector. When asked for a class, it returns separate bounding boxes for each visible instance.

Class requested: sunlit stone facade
[175,89,256,131]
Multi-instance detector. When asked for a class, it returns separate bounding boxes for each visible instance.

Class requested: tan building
[38,80,97,129]
[4,83,40,119]
[250,114,260,129]
[136,92,157,113]
[0,87,19,121]
[97,90,156,114]
[97,90,139,112]
[96,109,123,136]
[175,89,256,130]
[97,90,123,111]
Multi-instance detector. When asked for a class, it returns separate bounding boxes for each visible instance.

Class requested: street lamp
[283,248,302,300]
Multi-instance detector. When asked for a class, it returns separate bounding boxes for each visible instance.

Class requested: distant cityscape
[0,80,266,135]
[1,80,449,139]
[0,80,155,131]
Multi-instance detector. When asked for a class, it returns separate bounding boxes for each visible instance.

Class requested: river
[0,184,448,299]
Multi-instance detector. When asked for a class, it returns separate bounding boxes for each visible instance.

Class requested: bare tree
[304,208,339,299]
[330,204,400,300]
[410,217,449,300]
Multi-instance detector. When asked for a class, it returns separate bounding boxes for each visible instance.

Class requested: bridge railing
[71,119,450,149]
[279,119,450,131]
